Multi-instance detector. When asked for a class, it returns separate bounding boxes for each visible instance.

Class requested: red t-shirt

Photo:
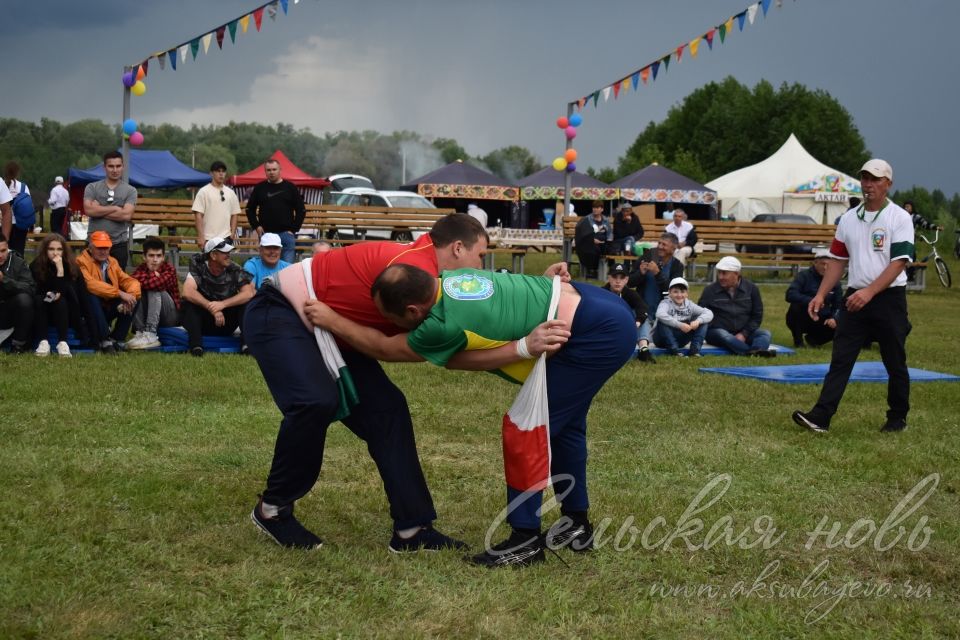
[310,235,438,335]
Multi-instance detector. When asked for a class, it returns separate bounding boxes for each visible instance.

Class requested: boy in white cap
[698,256,775,356]
[793,159,914,434]
[654,276,713,356]
[243,232,291,289]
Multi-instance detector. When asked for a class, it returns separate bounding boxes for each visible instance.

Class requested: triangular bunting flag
[157,53,166,70]
[748,4,759,24]
[190,39,200,60]
[168,49,178,71]
[676,44,685,63]
[705,28,716,49]
[651,60,660,81]
[761,0,772,16]
[719,23,727,43]
[737,11,747,31]
[640,66,650,84]
[228,20,238,43]
[592,91,599,108]
[240,15,250,33]
[202,33,213,54]
[578,98,586,110]
[142,59,149,76]
[661,55,670,72]
[689,37,700,58]
[254,7,264,30]
[726,17,734,35]
[268,2,278,21]
[280,0,289,14]
[613,82,621,99]
[216,26,226,49]
[602,86,611,102]
[631,71,640,90]
[180,44,189,62]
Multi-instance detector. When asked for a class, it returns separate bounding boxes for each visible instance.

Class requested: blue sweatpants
[506,283,637,530]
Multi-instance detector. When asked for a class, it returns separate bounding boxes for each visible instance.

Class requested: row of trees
[1,77,957,224]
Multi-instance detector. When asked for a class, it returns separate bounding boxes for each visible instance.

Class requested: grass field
[2,254,959,638]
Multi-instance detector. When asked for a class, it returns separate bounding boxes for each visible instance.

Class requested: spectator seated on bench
[627,233,683,362]
[664,208,698,266]
[76,231,141,354]
[243,233,290,289]
[30,233,89,357]
[574,200,611,279]
[0,231,35,354]
[180,237,255,357]
[128,237,181,351]
[609,202,643,257]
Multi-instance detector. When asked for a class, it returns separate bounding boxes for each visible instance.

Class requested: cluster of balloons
[121,65,148,97]
[122,119,144,147]
[551,112,583,172]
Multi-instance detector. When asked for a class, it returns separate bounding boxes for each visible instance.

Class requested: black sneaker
[100,340,117,355]
[637,347,656,364]
[190,346,204,358]
[546,516,595,552]
[881,418,908,433]
[748,349,777,358]
[389,526,468,553]
[470,529,545,568]
[792,410,829,433]
[689,348,703,358]
[250,499,323,550]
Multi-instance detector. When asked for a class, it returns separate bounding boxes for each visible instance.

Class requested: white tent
[705,134,862,223]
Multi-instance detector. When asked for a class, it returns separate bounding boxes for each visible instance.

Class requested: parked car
[738,213,824,254]
[327,188,436,242]
[326,174,375,191]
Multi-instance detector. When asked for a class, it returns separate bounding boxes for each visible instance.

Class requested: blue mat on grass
[699,361,960,384]
[637,344,796,357]
[156,327,242,353]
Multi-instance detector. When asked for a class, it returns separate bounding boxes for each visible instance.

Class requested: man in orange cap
[76,230,140,353]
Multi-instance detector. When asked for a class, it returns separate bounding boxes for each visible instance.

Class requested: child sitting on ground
[653,277,713,357]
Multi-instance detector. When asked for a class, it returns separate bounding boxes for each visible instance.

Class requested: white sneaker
[35,340,51,357]
[141,332,161,349]
[126,332,147,349]
[56,341,72,358]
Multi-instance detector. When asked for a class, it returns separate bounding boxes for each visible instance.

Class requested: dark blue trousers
[244,286,437,529]
[506,283,637,530]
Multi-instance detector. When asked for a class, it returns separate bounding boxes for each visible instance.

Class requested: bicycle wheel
[935,256,951,287]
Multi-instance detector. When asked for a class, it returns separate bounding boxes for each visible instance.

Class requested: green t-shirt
[407,269,554,383]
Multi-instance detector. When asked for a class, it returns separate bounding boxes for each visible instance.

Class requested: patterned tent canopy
[517,167,618,201]
[611,163,717,206]
[401,160,519,201]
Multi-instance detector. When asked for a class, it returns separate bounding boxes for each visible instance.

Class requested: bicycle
[916,228,951,288]
[954,228,960,260]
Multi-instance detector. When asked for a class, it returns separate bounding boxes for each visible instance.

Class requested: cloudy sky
[6,0,957,194]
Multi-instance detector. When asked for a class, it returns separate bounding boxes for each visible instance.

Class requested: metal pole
[562,102,574,263]
[121,66,132,184]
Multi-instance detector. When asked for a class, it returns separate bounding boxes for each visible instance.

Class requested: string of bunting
[570,0,793,110]
[127,0,300,78]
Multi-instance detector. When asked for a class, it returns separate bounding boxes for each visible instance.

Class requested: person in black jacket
[30,234,89,357]
[245,159,306,264]
[698,256,775,357]
[627,232,683,360]
[0,232,35,353]
[785,250,843,347]
[610,202,643,256]
[602,262,654,362]
[574,200,611,279]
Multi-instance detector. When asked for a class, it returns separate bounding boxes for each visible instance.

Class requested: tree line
[1,76,957,223]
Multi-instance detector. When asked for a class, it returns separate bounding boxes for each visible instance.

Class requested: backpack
[11,183,35,230]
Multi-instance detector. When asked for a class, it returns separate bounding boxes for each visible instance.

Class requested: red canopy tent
[230,150,330,204]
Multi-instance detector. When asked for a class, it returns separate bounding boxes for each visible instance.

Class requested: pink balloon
[129,131,145,146]
[565,126,577,140]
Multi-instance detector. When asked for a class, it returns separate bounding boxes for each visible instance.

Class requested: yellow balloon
[552,157,568,172]
[132,81,147,96]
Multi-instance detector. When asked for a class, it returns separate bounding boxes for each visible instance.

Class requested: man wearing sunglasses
[193,160,241,245]
[83,150,137,270]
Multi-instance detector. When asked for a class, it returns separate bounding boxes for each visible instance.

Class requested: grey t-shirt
[84,180,138,242]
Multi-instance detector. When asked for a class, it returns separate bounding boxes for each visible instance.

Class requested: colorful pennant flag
[566,0,793,110]
[241,15,251,33]
[168,49,177,70]
[157,53,166,70]
[228,20,238,44]
[180,44,189,63]
[254,7,265,30]
[202,33,213,54]
[216,26,225,49]
[280,0,289,14]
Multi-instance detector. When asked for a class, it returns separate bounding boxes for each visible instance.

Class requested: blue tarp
[68,150,210,189]
[699,362,960,384]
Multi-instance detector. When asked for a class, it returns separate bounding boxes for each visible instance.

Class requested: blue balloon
[569,113,583,127]
[122,119,138,135]
[566,162,577,173]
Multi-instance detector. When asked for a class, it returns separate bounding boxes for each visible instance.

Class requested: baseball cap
[813,248,831,259]
[669,276,689,290]
[715,256,742,273]
[619,201,633,210]
[860,159,893,181]
[204,236,235,254]
[89,230,112,248]
[55,176,64,184]
[259,232,282,248]
[609,263,628,276]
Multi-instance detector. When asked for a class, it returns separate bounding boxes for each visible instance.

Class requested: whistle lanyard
[856,198,890,223]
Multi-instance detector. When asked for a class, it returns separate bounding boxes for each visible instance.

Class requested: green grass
[2,256,959,638]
